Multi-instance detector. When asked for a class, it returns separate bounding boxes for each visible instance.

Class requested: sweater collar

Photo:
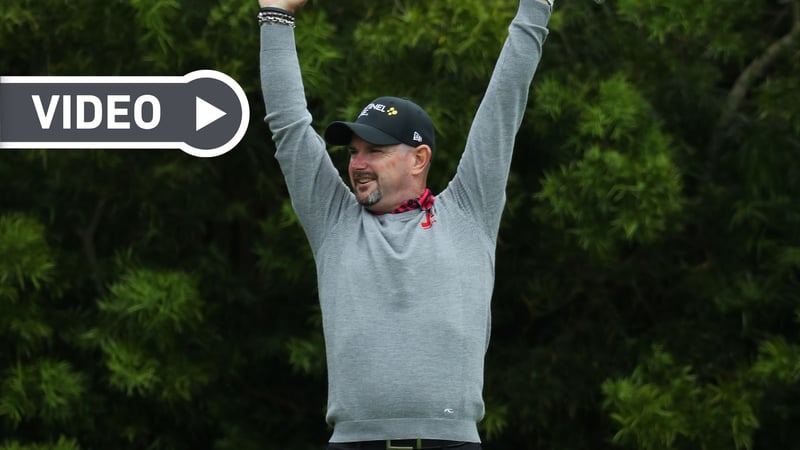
[368,188,435,215]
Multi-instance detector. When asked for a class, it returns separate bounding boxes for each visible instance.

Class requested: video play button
[0,70,250,157]
[196,96,226,131]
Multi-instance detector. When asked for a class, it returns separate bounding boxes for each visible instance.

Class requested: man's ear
[410,145,432,176]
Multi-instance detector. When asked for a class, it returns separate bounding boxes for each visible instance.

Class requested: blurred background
[1,0,799,448]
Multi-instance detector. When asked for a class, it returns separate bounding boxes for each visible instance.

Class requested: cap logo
[413,132,422,143]
[387,107,398,116]
[358,102,388,118]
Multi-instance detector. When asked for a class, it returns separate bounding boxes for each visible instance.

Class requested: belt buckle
[385,439,422,450]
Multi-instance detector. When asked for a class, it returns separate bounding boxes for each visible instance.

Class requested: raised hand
[258,0,307,14]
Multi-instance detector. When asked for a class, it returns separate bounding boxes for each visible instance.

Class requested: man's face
[347,135,412,212]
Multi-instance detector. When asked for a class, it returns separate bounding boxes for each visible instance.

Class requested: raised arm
[259,0,354,253]
[446,0,551,239]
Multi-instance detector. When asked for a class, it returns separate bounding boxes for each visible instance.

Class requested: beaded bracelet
[257,8,295,28]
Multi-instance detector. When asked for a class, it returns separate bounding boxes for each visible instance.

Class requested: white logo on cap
[359,103,387,118]
[413,132,422,143]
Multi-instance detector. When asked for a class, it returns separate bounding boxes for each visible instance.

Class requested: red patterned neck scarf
[369,188,435,215]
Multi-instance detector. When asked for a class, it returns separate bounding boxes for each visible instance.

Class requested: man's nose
[350,152,367,169]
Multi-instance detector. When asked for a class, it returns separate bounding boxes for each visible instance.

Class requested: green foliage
[85,268,209,401]
[286,332,326,376]
[99,269,203,335]
[535,75,683,256]
[480,402,509,440]
[0,361,85,427]
[0,436,81,450]
[0,214,56,356]
[603,346,760,450]
[1,0,799,448]
[751,337,800,385]
[0,214,54,291]
[616,0,764,60]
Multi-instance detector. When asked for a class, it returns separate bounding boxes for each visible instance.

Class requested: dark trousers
[327,441,482,450]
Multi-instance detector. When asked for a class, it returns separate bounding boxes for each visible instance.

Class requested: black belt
[330,439,471,450]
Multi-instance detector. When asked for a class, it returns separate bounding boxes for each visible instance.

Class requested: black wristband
[259,6,294,17]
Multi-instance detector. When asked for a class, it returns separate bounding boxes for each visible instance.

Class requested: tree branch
[76,198,107,296]
[708,2,800,161]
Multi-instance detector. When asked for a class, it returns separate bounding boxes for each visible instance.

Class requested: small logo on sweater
[421,210,436,229]
[444,408,455,414]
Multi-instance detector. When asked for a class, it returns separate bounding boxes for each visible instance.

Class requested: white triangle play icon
[195,97,227,131]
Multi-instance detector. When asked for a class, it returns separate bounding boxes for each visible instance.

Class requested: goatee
[358,187,382,206]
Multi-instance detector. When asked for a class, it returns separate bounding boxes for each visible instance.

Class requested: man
[258,0,552,448]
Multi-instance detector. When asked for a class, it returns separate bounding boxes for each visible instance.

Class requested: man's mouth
[353,172,376,186]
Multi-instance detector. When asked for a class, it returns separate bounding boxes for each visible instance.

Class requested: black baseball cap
[324,96,435,153]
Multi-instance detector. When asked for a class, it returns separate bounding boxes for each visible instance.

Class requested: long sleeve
[260,24,355,253]
[443,0,550,240]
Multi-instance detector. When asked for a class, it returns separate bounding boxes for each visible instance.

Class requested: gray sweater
[260,0,550,442]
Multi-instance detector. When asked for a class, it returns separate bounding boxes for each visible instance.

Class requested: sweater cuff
[260,22,296,53]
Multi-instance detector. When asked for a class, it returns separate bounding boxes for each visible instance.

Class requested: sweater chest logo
[421,210,436,229]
